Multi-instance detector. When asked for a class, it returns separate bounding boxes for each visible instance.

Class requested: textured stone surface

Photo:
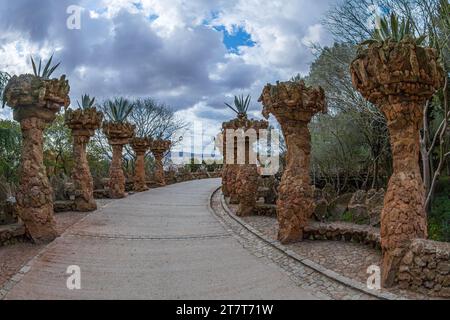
[259,80,326,244]
[149,140,171,186]
[397,239,450,298]
[131,137,152,192]
[236,164,259,216]
[220,117,268,207]
[65,108,103,211]
[103,122,135,199]
[3,74,70,244]
[350,39,444,287]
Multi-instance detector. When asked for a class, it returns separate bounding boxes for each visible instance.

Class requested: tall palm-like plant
[30,54,61,79]
[361,13,426,46]
[104,97,134,123]
[225,94,251,119]
[77,94,96,110]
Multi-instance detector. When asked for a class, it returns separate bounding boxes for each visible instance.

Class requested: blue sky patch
[213,25,256,53]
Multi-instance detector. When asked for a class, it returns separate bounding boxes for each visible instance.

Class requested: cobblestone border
[209,186,402,300]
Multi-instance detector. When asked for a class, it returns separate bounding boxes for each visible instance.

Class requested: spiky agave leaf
[77,94,96,110]
[225,94,251,118]
[104,97,134,123]
[30,54,61,79]
[362,13,426,47]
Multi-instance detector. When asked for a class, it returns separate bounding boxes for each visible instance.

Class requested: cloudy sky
[0,0,337,148]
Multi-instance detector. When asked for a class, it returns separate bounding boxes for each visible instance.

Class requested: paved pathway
[4,178,319,300]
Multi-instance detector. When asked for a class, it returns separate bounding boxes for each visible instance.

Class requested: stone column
[103,122,135,199]
[131,137,151,192]
[109,143,126,198]
[65,108,103,212]
[72,133,97,211]
[260,81,326,244]
[380,101,428,285]
[350,40,444,286]
[236,120,268,217]
[16,117,58,243]
[3,74,70,244]
[150,140,171,186]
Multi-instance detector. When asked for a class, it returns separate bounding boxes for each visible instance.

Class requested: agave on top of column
[65,94,103,211]
[102,98,136,199]
[350,14,444,286]
[2,55,70,243]
[221,95,269,213]
[259,76,326,244]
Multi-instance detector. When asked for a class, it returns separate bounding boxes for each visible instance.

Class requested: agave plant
[77,94,96,110]
[290,74,304,83]
[104,97,134,123]
[31,54,61,79]
[361,13,426,46]
[225,94,251,119]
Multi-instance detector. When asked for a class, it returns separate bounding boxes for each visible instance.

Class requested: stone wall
[0,224,27,247]
[303,221,381,249]
[397,239,450,297]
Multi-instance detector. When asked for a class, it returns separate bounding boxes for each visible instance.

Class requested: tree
[323,0,449,211]
[130,98,187,141]
[307,43,391,190]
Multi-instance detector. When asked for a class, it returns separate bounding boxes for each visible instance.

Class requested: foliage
[0,120,21,183]
[429,177,450,242]
[308,43,391,191]
[102,97,134,123]
[225,94,251,118]
[0,71,10,106]
[360,13,426,46]
[130,98,187,140]
[30,54,61,79]
[43,114,73,176]
[77,94,96,110]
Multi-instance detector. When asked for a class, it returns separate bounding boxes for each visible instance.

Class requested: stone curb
[210,186,403,301]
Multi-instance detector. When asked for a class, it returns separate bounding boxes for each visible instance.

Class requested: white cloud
[0,0,336,137]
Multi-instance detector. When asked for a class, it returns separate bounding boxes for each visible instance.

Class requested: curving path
[4,178,320,300]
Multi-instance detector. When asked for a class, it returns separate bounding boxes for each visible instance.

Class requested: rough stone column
[65,108,103,212]
[131,137,152,192]
[150,140,171,186]
[259,81,326,244]
[110,143,126,198]
[72,134,97,211]
[17,117,58,243]
[103,122,135,199]
[380,101,427,285]
[236,121,268,217]
[350,39,444,286]
[3,74,70,244]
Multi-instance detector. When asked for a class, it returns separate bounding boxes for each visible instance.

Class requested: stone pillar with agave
[131,137,152,192]
[102,98,136,199]
[65,95,103,211]
[235,119,269,217]
[350,14,444,286]
[2,56,70,243]
[259,80,326,244]
[150,140,172,186]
